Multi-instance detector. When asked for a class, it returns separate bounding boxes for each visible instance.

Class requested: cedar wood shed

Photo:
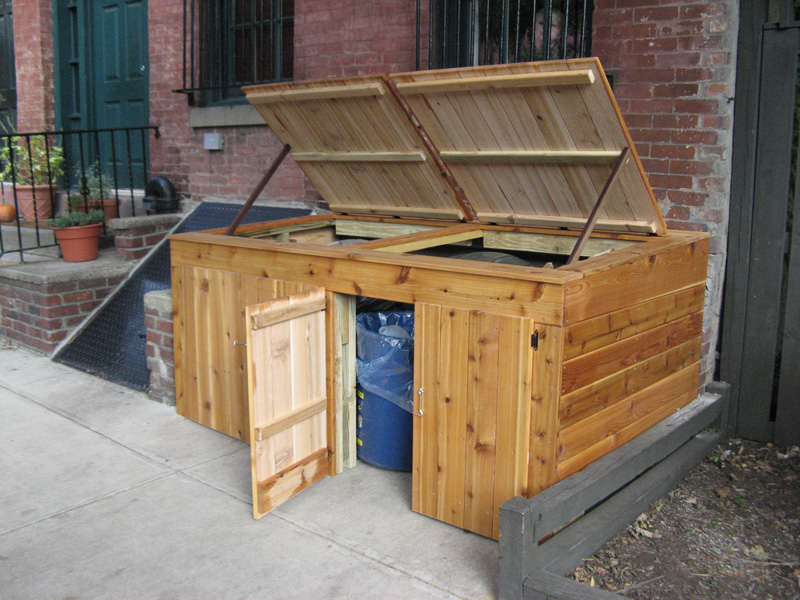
[169,57,709,540]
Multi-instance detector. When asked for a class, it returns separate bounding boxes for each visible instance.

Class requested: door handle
[414,387,424,417]
[233,340,247,347]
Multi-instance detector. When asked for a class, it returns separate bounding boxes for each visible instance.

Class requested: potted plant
[69,162,119,220]
[0,136,65,222]
[49,209,106,262]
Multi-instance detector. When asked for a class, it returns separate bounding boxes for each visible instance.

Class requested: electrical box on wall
[203,133,224,151]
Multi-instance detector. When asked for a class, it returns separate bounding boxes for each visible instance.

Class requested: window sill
[189,104,265,129]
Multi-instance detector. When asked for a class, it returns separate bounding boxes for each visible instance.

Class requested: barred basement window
[176,0,294,105]
[421,0,593,70]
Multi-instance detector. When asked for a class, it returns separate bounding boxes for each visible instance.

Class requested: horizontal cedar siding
[554,257,707,478]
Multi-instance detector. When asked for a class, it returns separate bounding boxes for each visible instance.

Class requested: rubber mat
[53,202,311,391]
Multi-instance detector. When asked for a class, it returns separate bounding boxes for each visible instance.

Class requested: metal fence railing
[0,125,160,261]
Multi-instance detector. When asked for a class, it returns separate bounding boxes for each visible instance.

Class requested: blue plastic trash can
[355,312,414,471]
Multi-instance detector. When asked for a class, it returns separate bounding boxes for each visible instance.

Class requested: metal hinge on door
[531,330,539,350]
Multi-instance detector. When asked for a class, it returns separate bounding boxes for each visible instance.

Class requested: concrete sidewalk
[0,339,498,600]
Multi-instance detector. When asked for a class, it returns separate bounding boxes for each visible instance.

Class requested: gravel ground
[570,439,800,599]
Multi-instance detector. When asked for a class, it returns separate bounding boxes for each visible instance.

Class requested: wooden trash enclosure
[169,58,709,540]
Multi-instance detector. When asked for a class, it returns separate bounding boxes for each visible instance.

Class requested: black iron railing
[175,0,294,105]
[0,125,160,261]
[417,0,593,70]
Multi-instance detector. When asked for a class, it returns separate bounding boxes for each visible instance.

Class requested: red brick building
[5,0,738,386]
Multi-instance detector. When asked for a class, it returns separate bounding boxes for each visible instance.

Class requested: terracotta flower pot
[99,198,119,220]
[71,198,119,220]
[54,222,103,262]
[12,184,55,221]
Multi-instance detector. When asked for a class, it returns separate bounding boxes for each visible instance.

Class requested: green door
[54,0,149,188]
[92,0,149,187]
[0,0,16,133]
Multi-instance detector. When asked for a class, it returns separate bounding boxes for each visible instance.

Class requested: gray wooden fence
[499,385,728,600]
[722,0,800,446]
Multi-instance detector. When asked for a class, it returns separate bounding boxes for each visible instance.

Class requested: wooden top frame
[244,58,666,235]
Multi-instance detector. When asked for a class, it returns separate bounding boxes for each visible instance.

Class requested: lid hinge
[532,330,539,350]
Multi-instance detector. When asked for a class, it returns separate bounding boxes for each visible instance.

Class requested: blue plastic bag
[355,311,415,413]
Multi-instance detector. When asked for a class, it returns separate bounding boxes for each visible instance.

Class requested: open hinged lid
[243,75,470,221]
[244,58,666,235]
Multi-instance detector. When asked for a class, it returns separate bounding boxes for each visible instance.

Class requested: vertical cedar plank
[325,292,356,474]
[223,271,245,440]
[412,303,441,517]
[341,295,358,468]
[492,316,534,538]
[527,324,563,497]
[325,291,343,474]
[208,269,228,433]
[289,300,314,465]
[464,311,500,538]
[436,306,470,527]
[173,265,193,422]
[246,298,265,517]
[194,268,213,430]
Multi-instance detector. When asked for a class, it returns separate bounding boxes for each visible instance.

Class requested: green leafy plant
[70,162,114,207]
[49,209,105,229]
[0,136,65,185]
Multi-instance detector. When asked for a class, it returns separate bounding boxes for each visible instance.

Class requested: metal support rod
[385,78,476,221]
[224,143,291,236]
[566,146,630,264]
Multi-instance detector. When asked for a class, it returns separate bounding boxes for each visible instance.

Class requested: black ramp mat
[53,202,311,390]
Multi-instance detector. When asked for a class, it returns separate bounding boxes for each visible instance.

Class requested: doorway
[53,0,149,188]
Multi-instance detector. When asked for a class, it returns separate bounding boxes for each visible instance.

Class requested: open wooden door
[245,288,329,519]
[413,303,535,539]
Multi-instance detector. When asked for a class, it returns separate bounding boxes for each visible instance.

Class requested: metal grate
[174,0,294,105]
[418,0,593,70]
[53,202,310,391]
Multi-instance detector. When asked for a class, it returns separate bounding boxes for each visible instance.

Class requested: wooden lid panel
[245,76,466,221]
[390,58,666,234]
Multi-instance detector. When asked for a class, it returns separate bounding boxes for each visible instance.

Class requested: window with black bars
[176,0,294,105]
[420,0,593,70]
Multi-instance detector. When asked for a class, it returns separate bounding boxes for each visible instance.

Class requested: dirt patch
[571,439,800,599]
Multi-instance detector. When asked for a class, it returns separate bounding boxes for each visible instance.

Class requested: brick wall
[0,264,130,354]
[592,0,738,385]
[143,289,175,405]
[108,214,181,260]
[148,0,419,207]
[12,0,55,131]
[294,1,418,80]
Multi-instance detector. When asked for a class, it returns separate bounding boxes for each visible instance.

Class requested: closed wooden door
[412,303,535,539]
[246,288,329,519]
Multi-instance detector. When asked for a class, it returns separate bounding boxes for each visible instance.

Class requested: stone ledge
[144,289,172,314]
[189,103,266,128]
[0,250,132,285]
[107,214,182,232]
